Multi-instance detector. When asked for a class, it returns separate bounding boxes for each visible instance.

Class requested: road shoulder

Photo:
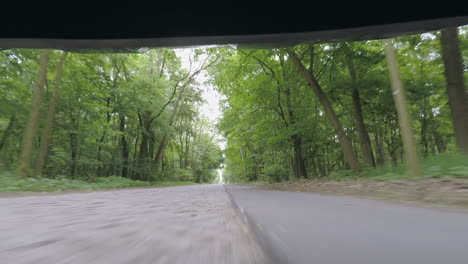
[253,178,468,211]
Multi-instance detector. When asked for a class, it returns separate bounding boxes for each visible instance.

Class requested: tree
[17,50,50,178]
[154,53,219,170]
[440,27,468,154]
[2,27,467,184]
[384,39,421,177]
[344,43,375,167]
[34,51,68,177]
[287,48,362,173]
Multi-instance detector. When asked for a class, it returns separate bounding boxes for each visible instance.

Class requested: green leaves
[1,27,467,185]
[210,29,468,182]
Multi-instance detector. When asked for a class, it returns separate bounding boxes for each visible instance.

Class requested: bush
[263,164,289,182]
[174,168,195,182]
[93,176,149,188]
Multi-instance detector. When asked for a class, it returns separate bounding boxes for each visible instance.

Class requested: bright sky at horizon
[175,48,226,150]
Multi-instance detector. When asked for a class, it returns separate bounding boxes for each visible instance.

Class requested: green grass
[0,172,196,192]
[328,152,468,181]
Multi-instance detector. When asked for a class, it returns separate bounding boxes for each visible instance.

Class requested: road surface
[0,185,267,264]
[225,184,468,264]
[2,184,468,264]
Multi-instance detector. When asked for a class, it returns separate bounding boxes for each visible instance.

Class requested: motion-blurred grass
[0,173,195,192]
[328,152,468,181]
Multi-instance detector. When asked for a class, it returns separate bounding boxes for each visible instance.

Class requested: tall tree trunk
[119,114,129,178]
[161,153,166,172]
[253,156,261,181]
[287,49,362,173]
[427,109,446,153]
[154,135,168,170]
[130,130,140,179]
[149,131,156,159]
[292,135,308,178]
[384,39,421,176]
[97,98,112,176]
[184,132,190,168]
[389,149,397,166]
[179,135,184,168]
[34,52,68,177]
[420,105,429,158]
[288,86,307,179]
[385,127,399,166]
[154,83,188,169]
[18,50,50,178]
[0,114,16,152]
[137,111,153,180]
[284,82,307,179]
[345,48,376,167]
[309,156,318,178]
[239,145,248,179]
[138,111,152,160]
[69,118,78,178]
[429,134,437,155]
[433,131,446,154]
[171,144,176,171]
[317,147,327,177]
[374,131,386,166]
[440,27,468,154]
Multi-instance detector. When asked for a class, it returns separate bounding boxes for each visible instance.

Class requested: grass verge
[327,152,468,181]
[0,173,195,192]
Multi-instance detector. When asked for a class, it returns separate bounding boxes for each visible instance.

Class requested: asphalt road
[225,184,468,264]
[0,185,267,264]
[2,184,468,264]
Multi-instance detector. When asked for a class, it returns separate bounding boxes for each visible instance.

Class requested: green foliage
[210,28,468,183]
[0,171,195,192]
[0,48,223,187]
[263,164,290,182]
[172,168,195,182]
[1,27,467,189]
[328,153,468,181]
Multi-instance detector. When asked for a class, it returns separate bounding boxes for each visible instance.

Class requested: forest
[0,26,467,189]
[213,27,468,183]
[0,48,223,189]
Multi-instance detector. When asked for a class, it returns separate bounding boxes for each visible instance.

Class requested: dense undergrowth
[235,153,468,184]
[328,152,468,181]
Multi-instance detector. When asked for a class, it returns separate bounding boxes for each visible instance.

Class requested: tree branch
[315,44,343,80]
[153,54,219,121]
